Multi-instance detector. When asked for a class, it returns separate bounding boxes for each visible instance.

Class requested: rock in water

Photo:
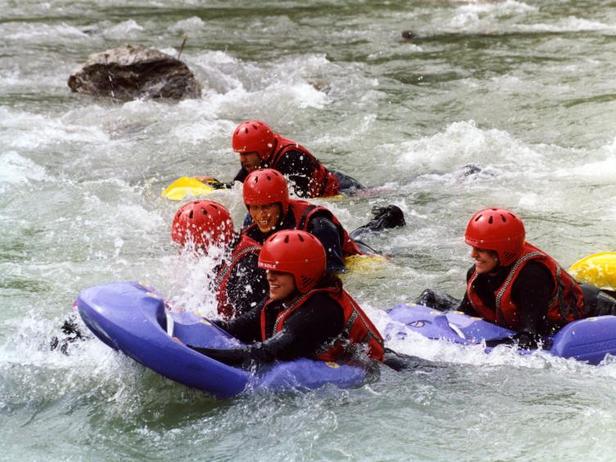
[67,44,202,100]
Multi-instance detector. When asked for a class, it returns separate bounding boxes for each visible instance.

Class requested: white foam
[0,151,49,185]
[0,107,109,149]
[103,19,144,40]
[446,0,535,30]
[168,16,206,34]
[518,16,614,33]
[396,120,543,174]
[163,246,229,318]
[456,0,536,15]
[0,22,89,42]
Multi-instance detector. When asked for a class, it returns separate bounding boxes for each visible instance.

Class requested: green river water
[2,1,616,460]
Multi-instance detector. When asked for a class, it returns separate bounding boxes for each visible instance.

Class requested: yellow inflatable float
[343,254,388,274]
[161,177,216,201]
[162,176,345,201]
[568,252,616,291]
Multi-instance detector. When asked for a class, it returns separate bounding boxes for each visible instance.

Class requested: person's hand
[194,177,229,189]
[187,345,253,366]
[512,331,539,349]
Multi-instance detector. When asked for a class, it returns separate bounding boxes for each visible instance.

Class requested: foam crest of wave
[102,19,144,40]
[518,16,615,33]
[0,107,109,150]
[447,0,534,30]
[0,22,89,42]
[0,151,49,185]
[168,16,206,34]
[396,120,542,174]
[456,0,536,15]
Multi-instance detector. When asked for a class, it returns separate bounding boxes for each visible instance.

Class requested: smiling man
[239,168,405,272]
[239,168,364,272]
[230,120,363,198]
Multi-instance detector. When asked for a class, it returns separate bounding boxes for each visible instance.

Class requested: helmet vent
[201,209,208,216]
[188,211,193,219]
[284,235,289,243]
[500,214,506,222]
[488,216,493,224]
[298,234,305,242]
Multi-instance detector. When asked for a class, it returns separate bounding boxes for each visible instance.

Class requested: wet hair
[315,272,343,291]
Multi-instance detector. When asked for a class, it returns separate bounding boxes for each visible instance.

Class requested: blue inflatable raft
[384,304,616,365]
[76,282,616,398]
[76,281,367,398]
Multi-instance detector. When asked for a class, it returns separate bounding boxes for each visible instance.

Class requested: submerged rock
[401,30,416,41]
[461,164,482,176]
[67,44,202,100]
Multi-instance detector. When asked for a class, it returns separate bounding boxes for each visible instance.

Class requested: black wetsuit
[419,260,616,349]
[458,261,555,343]
[233,148,363,198]
[189,291,344,366]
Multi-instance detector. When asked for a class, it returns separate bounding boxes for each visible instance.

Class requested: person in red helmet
[171,200,267,319]
[418,207,616,348]
[186,230,385,365]
[459,207,586,345]
[230,120,363,198]
[240,168,405,272]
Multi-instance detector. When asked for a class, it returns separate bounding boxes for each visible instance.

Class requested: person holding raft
[418,207,616,348]
[186,229,385,365]
[240,168,405,272]
[228,120,364,198]
[171,200,267,319]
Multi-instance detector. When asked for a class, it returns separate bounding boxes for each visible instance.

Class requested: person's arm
[509,261,554,347]
[307,215,346,272]
[193,177,231,189]
[214,301,263,343]
[192,293,344,365]
[457,293,479,316]
[456,267,481,316]
[233,167,249,183]
[274,149,319,198]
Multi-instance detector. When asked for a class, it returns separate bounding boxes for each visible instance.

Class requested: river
[2,1,616,460]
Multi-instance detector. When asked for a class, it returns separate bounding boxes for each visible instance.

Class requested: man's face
[239,152,262,173]
[248,203,282,233]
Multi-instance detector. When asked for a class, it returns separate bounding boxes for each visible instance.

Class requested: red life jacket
[269,135,340,197]
[259,286,385,362]
[288,199,363,256]
[214,234,261,319]
[466,242,585,330]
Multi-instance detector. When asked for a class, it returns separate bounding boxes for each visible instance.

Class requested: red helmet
[243,168,289,214]
[171,200,234,251]
[232,120,276,161]
[258,230,326,293]
[464,208,526,266]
